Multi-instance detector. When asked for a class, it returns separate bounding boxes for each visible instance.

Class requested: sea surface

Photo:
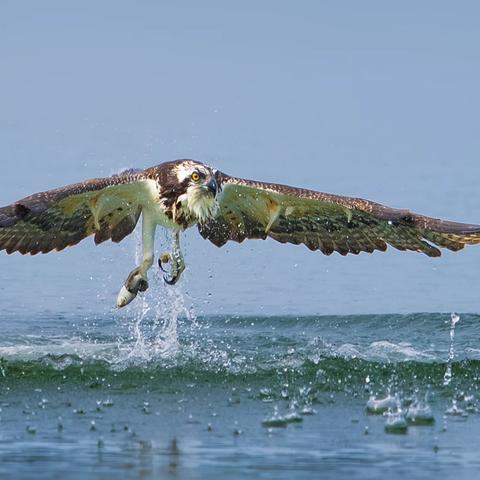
[1,271,479,480]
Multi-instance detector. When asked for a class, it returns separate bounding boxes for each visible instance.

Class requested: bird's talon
[116,269,149,308]
[137,278,149,292]
[163,274,178,286]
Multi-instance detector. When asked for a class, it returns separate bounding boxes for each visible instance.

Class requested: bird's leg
[158,230,185,285]
[116,214,156,308]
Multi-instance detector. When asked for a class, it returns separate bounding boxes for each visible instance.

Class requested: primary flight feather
[1,159,479,308]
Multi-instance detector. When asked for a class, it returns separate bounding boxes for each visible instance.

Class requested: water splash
[261,404,303,428]
[445,398,466,417]
[443,313,460,386]
[366,394,398,415]
[115,229,195,364]
[405,397,435,425]
[384,409,408,434]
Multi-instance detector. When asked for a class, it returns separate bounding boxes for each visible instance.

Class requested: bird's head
[171,160,219,222]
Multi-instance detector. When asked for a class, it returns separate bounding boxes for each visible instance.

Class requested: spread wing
[0,169,155,255]
[198,173,480,257]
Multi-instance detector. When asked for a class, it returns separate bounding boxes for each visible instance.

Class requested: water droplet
[443,313,460,386]
[26,425,36,434]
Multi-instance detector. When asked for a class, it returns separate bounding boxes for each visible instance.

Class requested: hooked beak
[204,175,218,197]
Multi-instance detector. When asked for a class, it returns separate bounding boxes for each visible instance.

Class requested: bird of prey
[1,159,479,308]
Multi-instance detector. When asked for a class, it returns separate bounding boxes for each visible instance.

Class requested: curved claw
[159,247,184,286]
[163,274,179,286]
[158,258,169,274]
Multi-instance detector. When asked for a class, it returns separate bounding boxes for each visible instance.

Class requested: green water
[0,308,479,479]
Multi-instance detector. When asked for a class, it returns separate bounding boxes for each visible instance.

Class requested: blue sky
[1,1,479,315]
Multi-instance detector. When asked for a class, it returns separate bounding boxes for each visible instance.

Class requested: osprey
[1,159,480,308]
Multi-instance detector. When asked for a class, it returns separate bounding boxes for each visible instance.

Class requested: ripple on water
[262,405,303,428]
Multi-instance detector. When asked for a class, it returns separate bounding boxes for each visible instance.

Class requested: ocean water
[1,269,480,480]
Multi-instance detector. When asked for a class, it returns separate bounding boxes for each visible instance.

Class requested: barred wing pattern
[0,170,148,255]
[199,174,480,257]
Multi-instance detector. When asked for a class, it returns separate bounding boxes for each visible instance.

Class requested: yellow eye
[191,172,200,182]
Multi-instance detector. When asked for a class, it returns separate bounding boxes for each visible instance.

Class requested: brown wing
[198,173,480,257]
[0,169,153,255]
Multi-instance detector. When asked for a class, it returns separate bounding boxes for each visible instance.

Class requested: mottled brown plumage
[198,172,480,257]
[1,160,480,262]
[0,169,146,255]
